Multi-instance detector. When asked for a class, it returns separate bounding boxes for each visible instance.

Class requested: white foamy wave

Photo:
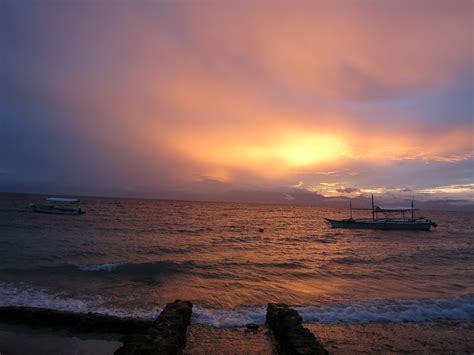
[192,306,267,327]
[77,262,125,271]
[1,282,95,313]
[1,282,473,326]
[0,282,159,319]
[296,297,474,323]
[193,297,474,327]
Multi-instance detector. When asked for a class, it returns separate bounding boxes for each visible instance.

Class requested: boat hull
[325,218,432,231]
[31,204,84,215]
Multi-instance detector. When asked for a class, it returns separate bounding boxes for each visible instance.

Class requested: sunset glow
[1,3,474,353]
[1,0,472,202]
[173,132,350,175]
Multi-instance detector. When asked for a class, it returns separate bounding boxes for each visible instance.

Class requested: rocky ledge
[0,306,153,334]
[1,301,330,355]
[266,303,328,355]
[115,299,193,355]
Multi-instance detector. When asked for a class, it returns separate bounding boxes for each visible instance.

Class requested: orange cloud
[182,1,472,99]
[5,1,471,194]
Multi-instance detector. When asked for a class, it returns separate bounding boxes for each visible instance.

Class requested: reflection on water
[0,193,473,324]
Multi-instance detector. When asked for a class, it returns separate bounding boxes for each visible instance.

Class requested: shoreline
[308,320,474,354]
[0,323,122,355]
[1,320,473,354]
[0,305,473,354]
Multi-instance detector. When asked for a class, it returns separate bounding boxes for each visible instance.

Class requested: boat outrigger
[325,195,437,231]
[30,197,85,215]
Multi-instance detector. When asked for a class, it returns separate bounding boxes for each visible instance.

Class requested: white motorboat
[30,197,85,215]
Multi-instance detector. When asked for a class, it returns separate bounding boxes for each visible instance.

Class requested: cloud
[291,181,304,188]
[1,1,472,199]
[283,193,295,201]
[182,1,472,100]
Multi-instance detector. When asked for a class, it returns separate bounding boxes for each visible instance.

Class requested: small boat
[30,197,85,215]
[325,195,437,231]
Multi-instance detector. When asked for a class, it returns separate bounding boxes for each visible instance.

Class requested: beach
[1,321,473,354]
[3,0,473,352]
[0,323,122,355]
[308,321,474,354]
[183,324,277,354]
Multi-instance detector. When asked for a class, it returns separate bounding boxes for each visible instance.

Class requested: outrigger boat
[325,195,437,231]
[30,197,85,215]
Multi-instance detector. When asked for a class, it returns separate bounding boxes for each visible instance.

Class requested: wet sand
[307,321,474,354]
[0,324,122,355]
[184,324,277,355]
[184,321,474,354]
[1,321,473,354]
[0,323,277,355]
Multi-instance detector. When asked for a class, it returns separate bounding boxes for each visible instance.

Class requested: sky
[1,1,473,202]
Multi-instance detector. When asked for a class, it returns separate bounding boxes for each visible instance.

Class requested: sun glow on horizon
[272,135,348,167]
[2,1,472,201]
[164,121,473,185]
[170,131,351,179]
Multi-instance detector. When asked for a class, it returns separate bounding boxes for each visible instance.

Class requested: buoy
[258,228,264,233]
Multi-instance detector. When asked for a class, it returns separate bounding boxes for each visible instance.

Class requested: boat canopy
[375,205,416,212]
[46,197,80,203]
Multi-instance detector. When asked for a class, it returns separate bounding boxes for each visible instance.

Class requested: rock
[245,323,259,330]
[115,299,193,355]
[0,306,152,334]
[266,303,328,355]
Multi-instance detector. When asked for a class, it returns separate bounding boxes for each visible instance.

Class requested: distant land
[2,188,473,212]
[143,189,474,211]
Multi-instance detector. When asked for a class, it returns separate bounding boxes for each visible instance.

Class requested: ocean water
[1,193,473,327]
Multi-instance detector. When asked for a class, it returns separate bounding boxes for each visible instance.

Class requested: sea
[1,193,473,327]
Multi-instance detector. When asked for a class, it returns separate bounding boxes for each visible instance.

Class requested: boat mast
[371,194,375,221]
[350,200,353,219]
[411,199,414,219]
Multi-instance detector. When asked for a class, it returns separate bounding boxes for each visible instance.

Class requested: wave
[78,262,127,271]
[195,296,474,326]
[0,261,194,275]
[0,282,160,319]
[193,306,266,327]
[75,261,192,273]
[75,261,194,274]
[330,256,375,265]
[218,261,306,269]
[75,260,305,273]
[295,297,474,323]
[0,260,306,283]
[1,283,472,327]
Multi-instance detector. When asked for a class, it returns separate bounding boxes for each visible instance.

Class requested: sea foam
[1,282,472,327]
[0,282,160,319]
[193,296,474,327]
[295,297,474,324]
